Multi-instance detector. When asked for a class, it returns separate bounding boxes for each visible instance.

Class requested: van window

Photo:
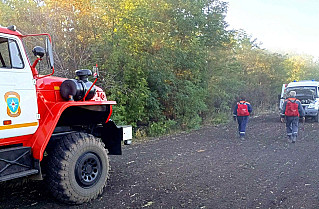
[0,37,24,69]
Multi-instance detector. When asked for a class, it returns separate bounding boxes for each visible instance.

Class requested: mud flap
[101,121,122,155]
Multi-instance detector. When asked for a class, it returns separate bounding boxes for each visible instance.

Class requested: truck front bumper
[98,121,132,155]
[118,125,132,145]
[305,109,318,117]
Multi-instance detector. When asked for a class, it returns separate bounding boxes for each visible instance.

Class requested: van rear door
[279,84,287,112]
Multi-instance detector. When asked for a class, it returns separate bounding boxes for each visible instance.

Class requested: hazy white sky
[225,0,319,58]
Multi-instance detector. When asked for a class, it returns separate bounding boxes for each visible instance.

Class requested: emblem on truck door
[4,91,21,117]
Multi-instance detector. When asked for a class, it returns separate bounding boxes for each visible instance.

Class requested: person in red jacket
[281,91,305,143]
[233,97,253,139]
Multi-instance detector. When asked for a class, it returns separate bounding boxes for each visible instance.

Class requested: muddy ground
[1,113,319,209]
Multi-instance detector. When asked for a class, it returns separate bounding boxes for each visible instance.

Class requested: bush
[148,120,177,137]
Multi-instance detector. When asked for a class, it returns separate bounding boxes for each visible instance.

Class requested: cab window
[0,37,24,69]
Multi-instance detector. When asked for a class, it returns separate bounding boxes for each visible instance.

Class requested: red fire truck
[0,25,132,204]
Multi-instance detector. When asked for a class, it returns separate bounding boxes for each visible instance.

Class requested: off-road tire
[45,132,109,204]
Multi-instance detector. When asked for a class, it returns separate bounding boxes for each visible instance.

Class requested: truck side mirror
[45,37,54,69]
[32,46,45,58]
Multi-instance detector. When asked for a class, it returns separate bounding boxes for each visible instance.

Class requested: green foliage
[2,0,319,138]
[173,80,207,130]
[210,112,229,125]
[148,120,177,137]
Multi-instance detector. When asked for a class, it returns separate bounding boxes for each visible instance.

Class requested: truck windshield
[286,86,317,98]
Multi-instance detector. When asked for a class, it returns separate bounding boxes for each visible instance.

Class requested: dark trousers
[285,116,299,137]
[237,116,249,137]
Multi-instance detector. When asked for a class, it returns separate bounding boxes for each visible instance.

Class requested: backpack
[237,102,250,116]
[285,98,299,117]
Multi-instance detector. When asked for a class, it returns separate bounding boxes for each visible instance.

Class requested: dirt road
[1,114,319,208]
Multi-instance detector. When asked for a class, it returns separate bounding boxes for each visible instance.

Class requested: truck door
[0,34,38,139]
[279,84,287,111]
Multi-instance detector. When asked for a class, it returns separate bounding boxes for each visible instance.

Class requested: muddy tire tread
[45,132,109,204]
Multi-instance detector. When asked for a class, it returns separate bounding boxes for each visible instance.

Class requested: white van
[279,80,319,122]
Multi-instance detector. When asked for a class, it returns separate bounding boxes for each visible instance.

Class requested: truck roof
[287,80,319,87]
[0,25,22,36]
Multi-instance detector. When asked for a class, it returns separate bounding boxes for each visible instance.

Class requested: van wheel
[45,132,109,204]
[315,114,319,122]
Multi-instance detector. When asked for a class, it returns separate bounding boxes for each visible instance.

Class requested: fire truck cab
[0,25,132,204]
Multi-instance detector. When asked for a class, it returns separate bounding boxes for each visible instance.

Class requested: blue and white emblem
[4,91,21,117]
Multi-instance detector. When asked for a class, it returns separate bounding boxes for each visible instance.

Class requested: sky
[225,0,319,58]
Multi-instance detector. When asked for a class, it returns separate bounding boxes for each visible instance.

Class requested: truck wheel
[45,132,109,204]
